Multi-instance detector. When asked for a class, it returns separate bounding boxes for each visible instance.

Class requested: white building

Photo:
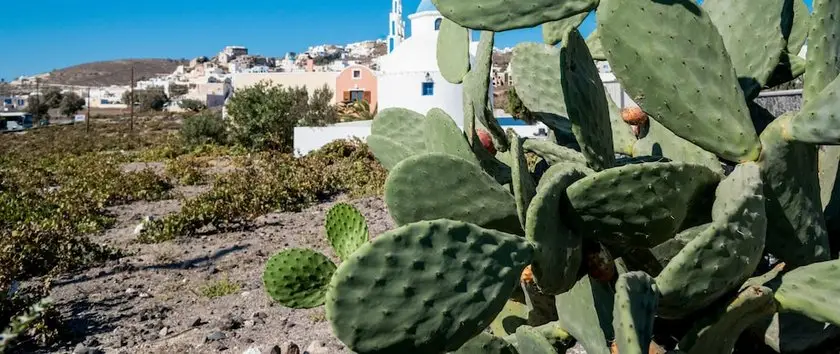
[377,0,476,123]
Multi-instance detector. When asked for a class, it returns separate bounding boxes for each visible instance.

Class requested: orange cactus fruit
[621,106,648,126]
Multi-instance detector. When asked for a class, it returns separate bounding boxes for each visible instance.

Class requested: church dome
[416,0,437,13]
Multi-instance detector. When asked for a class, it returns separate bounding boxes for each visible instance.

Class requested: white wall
[378,71,465,123]
[293,124,547,156]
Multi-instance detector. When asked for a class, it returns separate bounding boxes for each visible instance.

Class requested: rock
[241,291,252,297]
[304,341,330,354]
[242,347,261,354]
[252,312,268,320]
[73,343,104,354]
[191,317,204,327]
[243,320,256,328]
[159,327,169,337]
[282,342,300,354]
[216,314,243,330]
[206,331,227,342]
[126,288,137,295]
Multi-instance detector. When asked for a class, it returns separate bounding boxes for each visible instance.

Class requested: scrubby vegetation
[0,106,385,349]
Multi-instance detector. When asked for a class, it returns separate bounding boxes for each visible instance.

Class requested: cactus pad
[432,0,597,31]
[787,75,840,145]
[525,163,588,294]
[371,107,426,151]
[465,31,509,152]
[514,326,557,354]
[804,0,840,104]
[585,29,606,61]
[367,135,416,171]
[787,0,811,55]
[554,276,614,354]
[598,0,761,163]
[522,138,587,167]
[679,285,778,354]
[325,219,533,353]
[633,119,724,175]
[490,300,530,337]
[703,0,787,99]
[612,272,659,354]
[325,203,369,261]
[567,162,721,248]
[385,153,523,235]
[437,18,470,84]
[425,108,480,164]
[453,332,518,354]
[509,130,537,230]
[759,115,830,267]
[775,259,840,327]
[543,11,589,46]
[656,162,767,319]
[510,43,568,125]
[263,249,336,309]
[560,29,615,171]
[607,96,637,156]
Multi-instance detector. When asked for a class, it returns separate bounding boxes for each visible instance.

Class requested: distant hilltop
[12,39,514,87]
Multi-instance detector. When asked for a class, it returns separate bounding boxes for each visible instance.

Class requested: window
[435,18,442,31]
[422,82,434,96]
[389,38,394,52]
[350,90,365,102]
[353,69,361,79]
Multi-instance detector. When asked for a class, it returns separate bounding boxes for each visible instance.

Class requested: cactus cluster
[263,0,840,352]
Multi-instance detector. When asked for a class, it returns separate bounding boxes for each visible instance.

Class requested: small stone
[282,342,300,354]
[126,288,137,295]
[243,320,256,328]
[139,292,151,298]
[242,347,261,354]
[252,312,268,320]
[191,317,204,327]
[213,342,229,351]
[241,291,251,297]
[304,340,330,354]
[206,331,227,342]
[159,327,169,337]
[216,314,242,330]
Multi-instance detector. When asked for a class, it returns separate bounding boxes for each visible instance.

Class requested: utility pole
[129,66,135,132]
[86,87,91,134]
[34,78,41,127]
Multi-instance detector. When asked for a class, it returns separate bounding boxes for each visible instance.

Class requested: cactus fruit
[584,242,616,283]
[520,265,534,285]
[477,129,496,155]
[620,107,647,126]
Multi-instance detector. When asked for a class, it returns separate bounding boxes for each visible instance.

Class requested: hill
[43,59,187,87]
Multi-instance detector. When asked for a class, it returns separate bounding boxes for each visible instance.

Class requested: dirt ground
[27,192,394,354]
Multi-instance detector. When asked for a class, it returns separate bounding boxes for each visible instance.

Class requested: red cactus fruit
[585,244,616,283]
[621,106,648,126]
[521,265,534,285]
[477,129,496,155]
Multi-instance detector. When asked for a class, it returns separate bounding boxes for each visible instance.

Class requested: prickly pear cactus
[264,0,840,353]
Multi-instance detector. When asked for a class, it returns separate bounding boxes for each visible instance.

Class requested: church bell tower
[387,0,405,53]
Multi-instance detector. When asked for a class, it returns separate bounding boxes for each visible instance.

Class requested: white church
[376,0,479,123]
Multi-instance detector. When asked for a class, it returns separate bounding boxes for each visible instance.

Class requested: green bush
[225,81,338,152]
[180,110,228,147]
[179,99,206,113]
[164,156,208,185]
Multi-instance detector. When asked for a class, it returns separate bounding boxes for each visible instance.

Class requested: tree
[169,84,189,98]
[59,92,86,117]
[26,96,50,124]
[179,99,206,113]
[225,81,339,151]
[180,110,227,146]
[43,87,64,108]
[123,87,170,112]
[506,87,537,124]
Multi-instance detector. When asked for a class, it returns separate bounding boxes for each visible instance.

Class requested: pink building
[335,65,378,112]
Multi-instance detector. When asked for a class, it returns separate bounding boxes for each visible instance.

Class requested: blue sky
[0,0,811,81]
